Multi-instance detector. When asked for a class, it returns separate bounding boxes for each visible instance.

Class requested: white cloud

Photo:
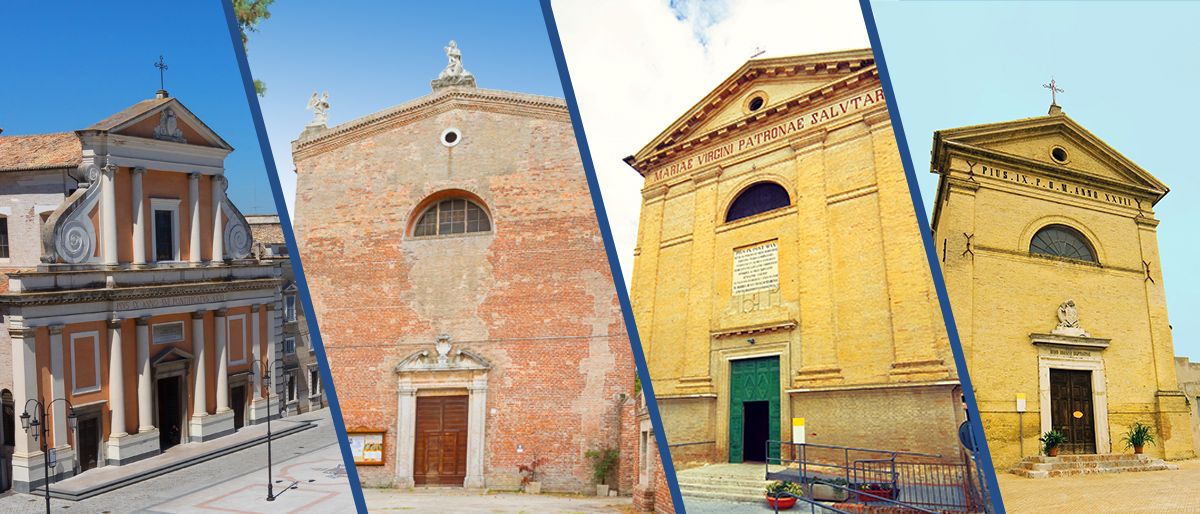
[551,0,869,288]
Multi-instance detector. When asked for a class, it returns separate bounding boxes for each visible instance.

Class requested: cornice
[0,278,279,308]
[292,87,570,162]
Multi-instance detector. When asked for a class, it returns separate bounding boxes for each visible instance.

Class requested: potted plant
[1040,430,1067,457]
[854,482,898,501]
[1121,422,1156,455]
[765,480,803,509]
[585,447,619,496]
[517,456,546,494]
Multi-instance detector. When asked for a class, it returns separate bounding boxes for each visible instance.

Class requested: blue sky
[0,1,275,215]
[870,1,1200,360]
[245,0,565,212]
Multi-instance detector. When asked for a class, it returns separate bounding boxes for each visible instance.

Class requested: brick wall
[293,89,637,493]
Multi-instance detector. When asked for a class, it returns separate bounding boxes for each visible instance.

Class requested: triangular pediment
[151,346,194,366]
[631,49,876,165]
[936,112,1167,201]
[88,97,231,150]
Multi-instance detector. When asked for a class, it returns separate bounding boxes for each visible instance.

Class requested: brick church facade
[291,47,654,498]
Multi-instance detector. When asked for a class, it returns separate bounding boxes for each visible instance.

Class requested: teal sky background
[0,1,275,215]
[870,1,1200,360]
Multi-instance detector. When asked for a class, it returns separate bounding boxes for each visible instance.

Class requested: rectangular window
[284,296,297,322]
[309,368,321,396]
[287,374,297,402]
[150,198,181,262]
[152,321,185,344]
[0,217,9,259]
[284,337,296,355]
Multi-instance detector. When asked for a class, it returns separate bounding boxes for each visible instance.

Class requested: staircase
[676,463,772,502]
[1011,453,1178,478]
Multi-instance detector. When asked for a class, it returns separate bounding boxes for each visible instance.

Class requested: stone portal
[728,356,779,463]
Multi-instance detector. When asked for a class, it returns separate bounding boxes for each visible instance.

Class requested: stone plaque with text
[732,241,779,295]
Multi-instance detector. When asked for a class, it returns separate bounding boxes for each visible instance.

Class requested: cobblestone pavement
[363,487,631,513]
[0,409,353,513]
[997,457,1200,513]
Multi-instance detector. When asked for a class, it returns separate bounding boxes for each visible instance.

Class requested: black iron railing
[765,440,989,513]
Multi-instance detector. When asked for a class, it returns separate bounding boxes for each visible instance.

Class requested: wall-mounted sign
[733,241,779,296]
[348,431,385,466]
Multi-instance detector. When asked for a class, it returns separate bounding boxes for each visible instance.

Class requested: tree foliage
[233,0,274,96]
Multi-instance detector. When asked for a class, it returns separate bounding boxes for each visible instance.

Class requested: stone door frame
[394,345,490,488]
[1038,354,1110,453]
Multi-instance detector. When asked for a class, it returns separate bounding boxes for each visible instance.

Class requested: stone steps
[676,470,771,503]
[1010,454,1178,479]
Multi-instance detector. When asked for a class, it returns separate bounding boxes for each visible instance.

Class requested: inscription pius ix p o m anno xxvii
[733,241,779,296]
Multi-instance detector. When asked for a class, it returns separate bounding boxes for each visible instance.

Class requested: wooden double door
[1050,369,1097,454]
[413,395,468,486]
[729,357,780,463]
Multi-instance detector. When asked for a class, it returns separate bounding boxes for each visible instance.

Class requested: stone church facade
[0,91,283,492]
[627,50,964,467]
[930,103,1196,468]
[292,52,642,494]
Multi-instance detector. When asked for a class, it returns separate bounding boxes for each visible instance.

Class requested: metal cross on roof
[155,55,169,91]
[1043,78,1064,106]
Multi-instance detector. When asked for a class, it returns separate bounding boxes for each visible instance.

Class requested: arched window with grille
[412,198,491,237]
[1029,224,1097,263]
[725,182,791,223]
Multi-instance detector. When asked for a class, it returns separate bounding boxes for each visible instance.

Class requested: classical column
[107,318,127,438]
[211,176,225,262]
[464,381,488,488]
[100,163,118,266]
[131,167,146,265]
[191,311,207,417]
[10,327,39,455]
[136,317,154,431]
[214,309,229,413]
[395,385,417,488]
[250,304,262,400]
[188,173,202,264]
[48,325,68,447]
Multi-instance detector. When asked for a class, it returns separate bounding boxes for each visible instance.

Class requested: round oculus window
[748,96,765,112]
[1050,146,1069,163]
[441,127,462,147]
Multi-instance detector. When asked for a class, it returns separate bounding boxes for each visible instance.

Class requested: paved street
[363,487,630,513]
[0,409,353,513]
[998,457,1200,513]
[682,495,842,513]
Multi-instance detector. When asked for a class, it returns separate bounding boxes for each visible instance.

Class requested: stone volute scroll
[43,160,105,264]
[1030,298,1110,350]
[431,40,477,90]
[218,175,254,260]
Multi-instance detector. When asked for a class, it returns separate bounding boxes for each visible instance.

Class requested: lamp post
[251,360,280,501]
[20,398,76,514]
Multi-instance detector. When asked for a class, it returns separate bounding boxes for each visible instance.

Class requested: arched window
[1029,224,1096,263]
[412,198,491,237]
[726,182,790,223]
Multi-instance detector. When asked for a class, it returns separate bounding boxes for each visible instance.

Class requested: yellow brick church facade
[930,104,1196,468]
[627,50,964,467]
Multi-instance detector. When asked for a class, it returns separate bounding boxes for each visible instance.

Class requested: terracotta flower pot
[766,496,796,509]
[1134,445,1145,455]
[1047,447,1059,457]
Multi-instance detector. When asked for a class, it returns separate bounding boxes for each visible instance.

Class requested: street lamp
[251,360,287,501]
[21,398,76,514]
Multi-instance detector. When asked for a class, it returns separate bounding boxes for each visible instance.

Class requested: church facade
[0,90,283,492]
[291,45,640,495]
[627,50,964,467]
[930,103,1196,468]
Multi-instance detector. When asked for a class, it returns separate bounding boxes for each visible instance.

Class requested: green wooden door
[728,356,781,463]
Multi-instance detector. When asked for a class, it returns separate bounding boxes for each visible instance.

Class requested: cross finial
[1043,77,1064,106]
[154,55,169,92]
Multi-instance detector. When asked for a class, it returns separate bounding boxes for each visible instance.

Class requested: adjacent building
[247,214,325,414]
[626,50,964,467]
[930,102,1196,467]
[0,90,284,492]
[291,45,640,494]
